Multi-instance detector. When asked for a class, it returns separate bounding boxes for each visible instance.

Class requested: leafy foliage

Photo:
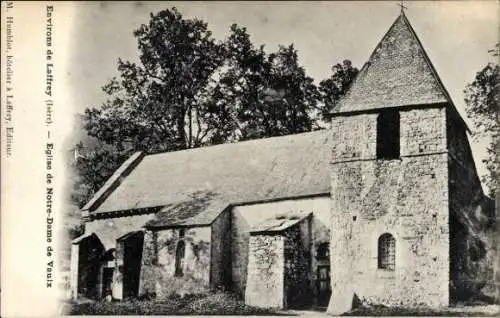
[318,60,359,120]
[464,43,499,195]
[212,25,320,140]
[84,8,226,152]
[71,145,133,208]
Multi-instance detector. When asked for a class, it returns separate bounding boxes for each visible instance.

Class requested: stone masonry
[245,234,285,308]
[245,216,313,309]
[139,226,211,298]
[329,107,450,310]
[231,198,330,299]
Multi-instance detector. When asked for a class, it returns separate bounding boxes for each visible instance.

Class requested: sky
[64,0,498,186]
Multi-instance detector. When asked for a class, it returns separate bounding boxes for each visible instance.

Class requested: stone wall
[447,113,497,301]
[138,226,211,298]
[245,234,285,308]
[231,197,330,297]
[329,107,450,310]
[210,210,231,290]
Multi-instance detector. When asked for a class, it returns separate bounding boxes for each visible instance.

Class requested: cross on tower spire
[398,0,408,13]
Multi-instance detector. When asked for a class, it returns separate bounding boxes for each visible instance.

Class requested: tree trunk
[177,115,187,150]
[188,103,193,148]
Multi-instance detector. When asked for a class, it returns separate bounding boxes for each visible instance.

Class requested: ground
[66,292,499,316]
[67,292,283,316]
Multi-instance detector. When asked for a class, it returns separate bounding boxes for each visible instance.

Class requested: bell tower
[327,11,466,314]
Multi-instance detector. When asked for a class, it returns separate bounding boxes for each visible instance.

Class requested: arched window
[174,240,185,277]
[378,233,396,270]
[376,110,400,159]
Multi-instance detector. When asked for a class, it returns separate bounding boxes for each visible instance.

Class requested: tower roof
[332,12,450,113]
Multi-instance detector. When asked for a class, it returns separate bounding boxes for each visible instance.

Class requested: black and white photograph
[1,1,498,317]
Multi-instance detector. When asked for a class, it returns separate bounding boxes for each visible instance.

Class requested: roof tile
[92,130,333,226]
[333,13,449,113]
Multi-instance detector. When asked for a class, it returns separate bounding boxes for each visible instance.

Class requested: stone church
[70,12,496,313]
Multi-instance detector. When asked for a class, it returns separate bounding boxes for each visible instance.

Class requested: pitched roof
[333,12,450,113]
[90,130,333,227]
[250,211,311,234]
[82,152,145,211]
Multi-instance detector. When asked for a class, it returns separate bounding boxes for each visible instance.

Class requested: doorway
[119,231,144,299]
[317,265,331,307]
[101,267,114,299]
[73,233,105,300]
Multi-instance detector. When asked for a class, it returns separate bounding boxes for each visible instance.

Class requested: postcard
[1,1,498,317]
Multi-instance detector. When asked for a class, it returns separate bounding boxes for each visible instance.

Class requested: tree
[464,43,499,196]
[257,44,318,138]
[317,60,358,122]
[84,8,226,153]
[205,25,319,141]
[71,145,132,208]
[193,24,269,144]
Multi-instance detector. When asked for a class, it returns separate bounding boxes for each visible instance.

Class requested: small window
[376,110,400,159]
[316,242,329,260]
[378,233,396,270]
[174,240,185,277]
[152,231,159,265]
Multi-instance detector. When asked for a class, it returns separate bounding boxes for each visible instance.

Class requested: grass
[68,292,283,315]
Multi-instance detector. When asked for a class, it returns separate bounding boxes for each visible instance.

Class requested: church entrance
[70,233,105,300]
[117,231,144,299]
